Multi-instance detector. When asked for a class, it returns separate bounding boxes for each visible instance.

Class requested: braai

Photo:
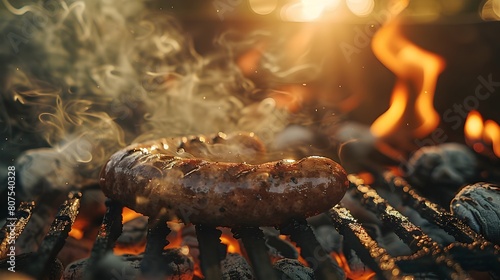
[99,132,349,227]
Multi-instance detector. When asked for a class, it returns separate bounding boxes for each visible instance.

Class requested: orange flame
[278,235,374,278]
[122,207,143,223]
[465,110,500,158]
[331,251,376,280]
[220,233,242,254]
[465,110,485,154]
[465,110,484,140]
[370,17,445,139]
[484,120,500,157]
[370,80,408,136]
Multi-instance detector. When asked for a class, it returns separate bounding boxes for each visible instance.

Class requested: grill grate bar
[383,172,492,243]
[349,175,470,279]
[195,224,225,280]
[0,201,35,259]
[445,242,500,275]
[280,218,345,280]
[140,218,171,277]
[382,173,500,277]
[232,227,278,280]
[25,191,81,278]
[329,205,404,280]
[84,199,123,280]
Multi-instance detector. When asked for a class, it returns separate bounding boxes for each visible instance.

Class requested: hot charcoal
[273,259,314,280]
[64,249,194,280]
[116,216,148,249]
[220,253,254,280]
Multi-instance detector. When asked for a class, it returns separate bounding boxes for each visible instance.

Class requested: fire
[464,110,484,139]
[220,233,242,254]
[370,16,445,140]
[484,120,500,157]
[331,251,376,280]
[276,235,375,278]
[122,207,143,223]
[465,110,500,158]
[370,81,408,137]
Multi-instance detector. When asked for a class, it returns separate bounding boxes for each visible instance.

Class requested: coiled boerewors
[99,132,348,227]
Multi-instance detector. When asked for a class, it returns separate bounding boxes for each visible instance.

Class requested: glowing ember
[113,242,146,256]
[220,233,242,254]
[122,207,143,223]
[331,251,376,280]
[68,227,84,240]
[370,17,445,139]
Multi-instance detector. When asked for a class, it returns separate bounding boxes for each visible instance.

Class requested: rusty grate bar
[329,205,404,280]
[25,191,81,278]
[445,242,500,274]
[0,201,35,259]
[349,175,470,279]
[232,227,278,280]
[280,218,345,280]
[383,172,491,243]
[140,218,171,277]
[383,172,500,275]
[195,224,225,280]
[84,199,123,280]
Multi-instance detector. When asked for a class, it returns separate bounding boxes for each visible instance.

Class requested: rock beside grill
[450,182,500,244]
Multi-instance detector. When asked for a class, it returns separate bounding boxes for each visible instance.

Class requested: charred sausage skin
[99,132,348,227]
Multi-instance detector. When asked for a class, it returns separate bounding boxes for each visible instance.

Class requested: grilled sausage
[99,132,348,227]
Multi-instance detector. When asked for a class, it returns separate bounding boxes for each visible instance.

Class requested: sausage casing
[99,133,348,227]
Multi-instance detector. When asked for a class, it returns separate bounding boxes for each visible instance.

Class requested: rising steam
[0,0,303,198]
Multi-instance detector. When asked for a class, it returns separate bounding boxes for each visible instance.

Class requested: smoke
[0,0,300,198]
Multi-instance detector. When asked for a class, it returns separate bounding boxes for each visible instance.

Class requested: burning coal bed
[1,139,500,280]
